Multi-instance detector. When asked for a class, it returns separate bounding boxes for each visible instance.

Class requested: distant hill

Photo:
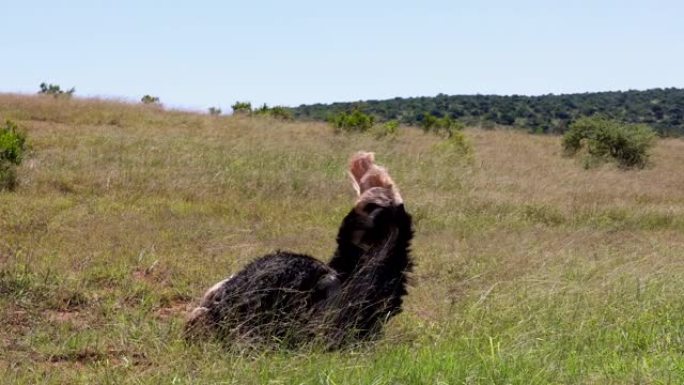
[290,88,684,136]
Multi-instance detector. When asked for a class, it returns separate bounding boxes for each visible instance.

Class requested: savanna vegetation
[563,116,657,169]
[0,119,26,190]
[1,93,684,384]
[291,88,684,136]
[252,104,293,121]
[140,95,160,105]
[329,109,375,133]
[38,83,75,99]
[207,107,222,116]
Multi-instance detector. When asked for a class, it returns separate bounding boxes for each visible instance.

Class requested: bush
[329,110,374,133]
[208,107,222,116]
[420,113,464,138]
[231,101,252,115]
[253,103,269,116]
[253,104,293,120]
[38,82,75,98]
[0,120,27,190]
[141,95,160,104]
[563,116,656,169]
[373,120,400,139]
[432,130,473,163]
[268,106,293,121]
[420,114,438,132]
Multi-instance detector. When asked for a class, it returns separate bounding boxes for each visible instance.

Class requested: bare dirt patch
[45,348,149,368]
[44,310,89,330]
[155,301,191,320]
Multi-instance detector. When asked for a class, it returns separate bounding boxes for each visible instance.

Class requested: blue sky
[2,0,682,111]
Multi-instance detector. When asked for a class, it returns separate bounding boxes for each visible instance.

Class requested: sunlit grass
[1,94,684,383]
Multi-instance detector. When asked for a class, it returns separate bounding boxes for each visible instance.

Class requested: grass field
[2,94,684,384]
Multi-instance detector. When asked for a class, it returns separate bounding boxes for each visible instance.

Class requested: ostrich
[185,152,413,348]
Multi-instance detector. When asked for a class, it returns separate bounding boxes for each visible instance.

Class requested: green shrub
[208,107,222,116]
[382,120,400,136]
[384,120,399,134]
[141,95,160,104]
[329,110,375,133]
[38,82,75,98]
[231,101,252,115]
[268,106,293,121]
[437,130,471,154]
[253,104,293,120]
[421,113,464,138]
[253,103,269,116]
[563,117,657,169]
[0,120,27,190]
[371,120,401,139]
[420,114,438,132]
[432,130,473,164]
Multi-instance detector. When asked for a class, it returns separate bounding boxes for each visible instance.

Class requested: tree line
[289,88,684,136]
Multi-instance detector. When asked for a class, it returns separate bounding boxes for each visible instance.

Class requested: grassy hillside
[2,94,684,384]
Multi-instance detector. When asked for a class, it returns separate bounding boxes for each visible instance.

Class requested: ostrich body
[185,152,413,347]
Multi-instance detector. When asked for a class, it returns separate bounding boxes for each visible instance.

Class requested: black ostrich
[185,152,413,348]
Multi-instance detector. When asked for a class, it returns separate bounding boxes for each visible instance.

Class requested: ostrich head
[348,151,403,210]
[345,152,408,251]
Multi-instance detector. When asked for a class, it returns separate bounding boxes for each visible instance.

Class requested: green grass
[1,94,684,383]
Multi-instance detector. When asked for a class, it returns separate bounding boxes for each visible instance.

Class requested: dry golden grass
[471,129,684,214]
[1,94,684,384]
